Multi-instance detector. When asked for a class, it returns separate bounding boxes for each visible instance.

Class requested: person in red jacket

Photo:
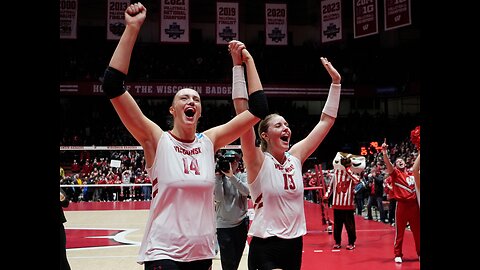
[323,152,365,250]
[382,139,420,263]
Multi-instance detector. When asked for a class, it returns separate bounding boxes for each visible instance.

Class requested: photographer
[214,150,249,270]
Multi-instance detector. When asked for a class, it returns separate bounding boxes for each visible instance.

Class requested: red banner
[384,0,411,31]
[354,0,378,38]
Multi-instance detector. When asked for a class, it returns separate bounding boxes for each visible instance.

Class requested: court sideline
[64,201,420,270]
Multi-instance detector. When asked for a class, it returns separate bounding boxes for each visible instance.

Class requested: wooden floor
[64,201,420,270]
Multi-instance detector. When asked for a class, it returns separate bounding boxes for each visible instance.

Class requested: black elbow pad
[248,90,269,119]
[102,66,127,99]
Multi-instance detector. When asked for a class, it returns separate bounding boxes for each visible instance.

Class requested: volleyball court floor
[64,201,420,270]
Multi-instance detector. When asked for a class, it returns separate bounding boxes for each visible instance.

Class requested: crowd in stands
[60,129,417,208]
[60,150,152,202]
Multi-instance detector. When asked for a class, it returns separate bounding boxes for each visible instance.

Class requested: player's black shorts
[248,235,303,270]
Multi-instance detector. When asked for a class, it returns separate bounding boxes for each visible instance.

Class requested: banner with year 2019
[60,0,78,39]
[265,3,288,46]
[321,0,342,43]
[216,2,239,44]
[160,0,190,43]
[107,0,130,40]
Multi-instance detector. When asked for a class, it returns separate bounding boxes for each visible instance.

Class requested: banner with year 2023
[321,0,342,43]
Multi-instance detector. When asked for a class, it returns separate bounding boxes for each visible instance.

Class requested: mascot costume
[324,152,365,250]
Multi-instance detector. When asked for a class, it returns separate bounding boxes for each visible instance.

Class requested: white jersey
[137,131,216,264]
[248,152,306,239]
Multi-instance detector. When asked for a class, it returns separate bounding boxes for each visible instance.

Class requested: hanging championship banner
[160,0,190,43]
[60,0,78,39]
[321,0,342,43]
[265,3,288,46]
[384,0,411,31]
[354,0,378,38]
[107,0,130,40]
[216,2,239,44]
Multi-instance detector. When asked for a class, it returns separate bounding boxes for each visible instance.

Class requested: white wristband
[232,65,248,100]
[322,83,341,118]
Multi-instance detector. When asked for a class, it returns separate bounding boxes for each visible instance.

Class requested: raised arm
[412,151,420,190]
[204,40,269,155]
[290,57,341,163]
[102,2,162,166]
[227,41,265,184]
[381,139,395,175]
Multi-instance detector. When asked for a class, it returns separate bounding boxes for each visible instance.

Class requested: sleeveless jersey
[248,152,307,239]
[137,131,216,264]
[329,169,358,210]
[390,168,417,202]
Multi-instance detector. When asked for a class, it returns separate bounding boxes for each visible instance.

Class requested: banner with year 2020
[265,3,288,46]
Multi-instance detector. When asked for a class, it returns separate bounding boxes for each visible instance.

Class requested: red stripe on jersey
[253,193,263,210]
[255,202,263,210]
[254,193,263,204]
[151,177,158,199]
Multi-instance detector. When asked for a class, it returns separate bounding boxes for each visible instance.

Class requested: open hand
[320,57,341,84]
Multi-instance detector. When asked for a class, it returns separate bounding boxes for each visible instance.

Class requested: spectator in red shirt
[71,160,80,173]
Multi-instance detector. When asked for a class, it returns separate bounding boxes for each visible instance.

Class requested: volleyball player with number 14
[100,3,269,269]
